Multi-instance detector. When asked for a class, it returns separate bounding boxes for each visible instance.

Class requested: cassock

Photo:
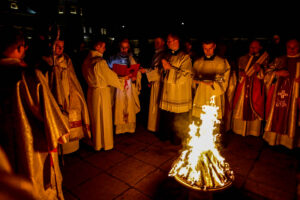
[224,70,237,132]
[192,55,231,119]
[263,54,300,149]
[159,50,193,143]
[232,53,267,136]
[0,58,69,200]
[108,53,142,134]
[146,48,165,132]
[82,50,124,150]
[43,54,91,153]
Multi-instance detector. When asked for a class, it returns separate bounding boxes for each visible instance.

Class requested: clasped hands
[246,63,261,77]
[275,70,289,77]
[161,59,172,70]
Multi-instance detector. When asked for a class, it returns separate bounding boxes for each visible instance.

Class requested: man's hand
[275,70,289,77]
[253,63,262,72]
[161,59,172,70]
[139,68,147,73]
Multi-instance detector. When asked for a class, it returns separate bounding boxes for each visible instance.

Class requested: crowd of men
[0,26,299,199]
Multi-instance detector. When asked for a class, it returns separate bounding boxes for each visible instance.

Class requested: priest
[108,39,142,134]
[0,27,69,200]
[158,33,193,145]
[263,39,300,149]
[82,39,125,151]
[232,40,268,137]
[192,39,231,121]
[43,33,91,154]
[141,36,166,133]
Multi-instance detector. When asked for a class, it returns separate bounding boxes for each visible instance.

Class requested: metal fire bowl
[174,175,233,192]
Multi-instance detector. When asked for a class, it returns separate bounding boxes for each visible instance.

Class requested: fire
[169,96,234,191]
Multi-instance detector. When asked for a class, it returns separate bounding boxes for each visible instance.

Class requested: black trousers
[158,110,191,145]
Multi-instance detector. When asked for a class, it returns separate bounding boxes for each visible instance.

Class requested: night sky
[10,0,299,39]
[81,1,300,39]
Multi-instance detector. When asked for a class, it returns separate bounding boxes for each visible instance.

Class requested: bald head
[119,39,130,56]
[249,40,262,55]
[154,37,165,50]
[286,39,299,57]
[0,27,25,59]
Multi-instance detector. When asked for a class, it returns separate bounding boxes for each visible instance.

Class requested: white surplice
[192,56,231,119]
[82,50,124,150]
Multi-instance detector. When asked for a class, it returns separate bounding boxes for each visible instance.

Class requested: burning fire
[169,96,234,191]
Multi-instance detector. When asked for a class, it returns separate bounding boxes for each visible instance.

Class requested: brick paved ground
[61,121,299,200]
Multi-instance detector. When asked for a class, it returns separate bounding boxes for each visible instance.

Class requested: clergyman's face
[249,41,261,55]
[154,37,165,50]
[286,40,299,57]
[120,41,130,56]
[203,43,216,57]
[97,42,106,54]
[54,40,64,56]
[167,35,180,51]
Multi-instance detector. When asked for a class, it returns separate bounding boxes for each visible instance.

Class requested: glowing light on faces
[154,38,165,50]
[167,35,180,51]
[203,43,216,57]
[120,41,130,56]
[249,41,262,55]
[54,40,64,56]
[96,42,106,54]
[286,40,299,57]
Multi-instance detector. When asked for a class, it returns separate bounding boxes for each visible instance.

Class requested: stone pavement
[61,122,300,200]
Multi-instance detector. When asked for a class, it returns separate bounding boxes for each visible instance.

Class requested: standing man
[43,34,91,154]
[141,36,166,133]
[82,39,125,151]
[0,27,69,200]
[158,33,193,145]
[232,40,268,137]
[192,40,231,121]
[108,39,142,134]
[263,39,300,149]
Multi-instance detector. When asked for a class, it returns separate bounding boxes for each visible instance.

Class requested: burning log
[169,96,234,191]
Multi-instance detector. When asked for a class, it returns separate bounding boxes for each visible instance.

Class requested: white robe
[160,51,193,113]
[192,56,231,119]
[43,54,91,154]
[146,68,162,132]
[82,51,124,150]
[108,54,142,134]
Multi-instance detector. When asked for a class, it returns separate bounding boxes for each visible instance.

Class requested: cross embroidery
[278,90,288,99]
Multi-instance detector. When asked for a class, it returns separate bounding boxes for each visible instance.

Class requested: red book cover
[113,64,140,77]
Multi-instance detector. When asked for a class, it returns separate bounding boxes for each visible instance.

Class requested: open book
[112,64,140,78]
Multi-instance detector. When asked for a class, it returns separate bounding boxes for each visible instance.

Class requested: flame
[169,96,233,190]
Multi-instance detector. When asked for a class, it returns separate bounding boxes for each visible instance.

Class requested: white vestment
[82,50,124,150]
[108,54,142,134]
[160,51,193,113]
[192,56,231,119]
[43,54,91,154]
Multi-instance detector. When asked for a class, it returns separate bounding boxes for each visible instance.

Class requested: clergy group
[0,26,299,200]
